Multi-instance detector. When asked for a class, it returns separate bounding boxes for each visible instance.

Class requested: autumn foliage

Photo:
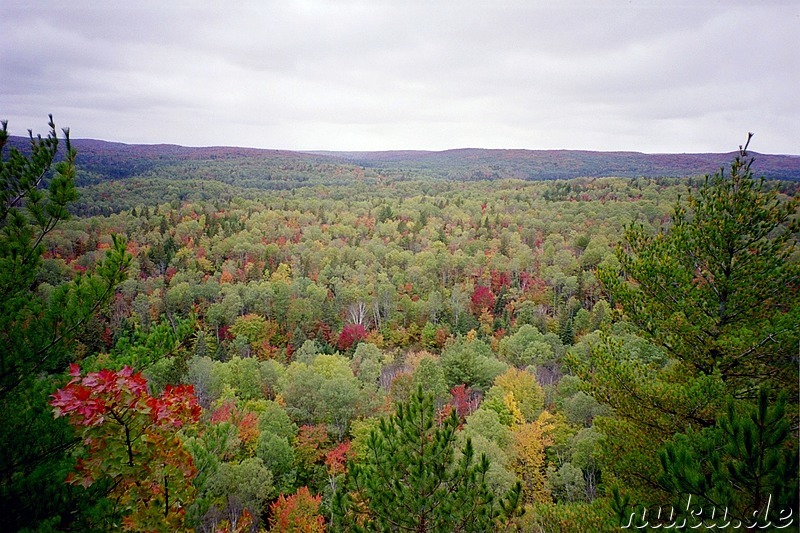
[51,365,200,531]
[268,487,325,532]
[470,284,496,315]
[211,400,261,454]
[7,123,793,532]
[450,384,480,420]
[336,323,367,351]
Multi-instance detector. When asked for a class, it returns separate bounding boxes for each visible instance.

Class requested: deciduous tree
[50,365,200,530]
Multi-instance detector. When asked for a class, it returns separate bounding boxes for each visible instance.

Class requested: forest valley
[1,119,798,532]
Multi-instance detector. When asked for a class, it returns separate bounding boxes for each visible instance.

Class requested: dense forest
[2,119,797,532]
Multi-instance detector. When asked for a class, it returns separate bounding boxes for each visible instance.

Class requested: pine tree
[333,386,523,532]
[599,134,799,396]
[0,118,130,529]
[575,136,799,505]
[659,389,798,527]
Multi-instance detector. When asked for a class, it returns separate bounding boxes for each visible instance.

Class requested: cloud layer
[2,1,797,153]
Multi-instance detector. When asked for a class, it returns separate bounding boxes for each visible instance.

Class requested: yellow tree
[493,367,545,422]
[511,411,558,504]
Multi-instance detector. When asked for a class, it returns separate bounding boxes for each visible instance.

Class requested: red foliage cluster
[51,364,199,428]
[519,271,548,303]
[50,365,201,530]
[490,270,511,293]
[218,324,232,341]
[294,424,332,467]
[336,323,367,351]
[210,401,260,449]
[450,384,481,420]
[324,441,352,476]
[470,285,496,315]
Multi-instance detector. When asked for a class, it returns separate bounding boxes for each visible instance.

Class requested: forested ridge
[7,135,800,217]
[2,120,797,531]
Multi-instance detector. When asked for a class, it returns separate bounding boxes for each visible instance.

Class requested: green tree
[1,117,128,393]
[351,342,384,386]
[282,356,368,441]
[578,139,799,506]
[0,118,130,530]
[411,356,450,405]
[658,389,798,527]
[497,324,555,368]
[440,335,507,389]
[201,457,274,531]
[333,386,523,531]
[599,135,799,395]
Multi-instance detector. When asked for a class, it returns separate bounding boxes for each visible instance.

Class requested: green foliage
[461,407,513,450]
[294,339,322,364]
[525,498,617,532]
[547,462,585,503]
[659,390,798,526]
[600,139,799,394]
[455,433,517,498]
[576,334,727,498]
[1,117,77,299]
[229,313,277,358]
[257,400,298,440]
[351,342,385,386]
[185,355,218,408]
[212,356,266,401]
[10,123,799,530]
[411,356,450,404]
[561,391,609,428]
[333,386,523,531]
[256,432,295,491]
[0,118,130,530]
[481,386,525,427]
[498,324,555,368]
[282,356,369,441]
[580,141,800,508]
[202,457,274,530]
[440,335,507,389]
[109,315,196,380]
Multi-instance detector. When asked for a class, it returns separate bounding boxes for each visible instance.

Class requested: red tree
[51,365,200,530]
[450,384,481,420]
[470,285,496,315]
[336,323,367,351]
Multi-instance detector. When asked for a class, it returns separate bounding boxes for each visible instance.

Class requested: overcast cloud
[1,1,797,153]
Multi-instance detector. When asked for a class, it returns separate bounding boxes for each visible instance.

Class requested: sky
[1,1,798,154]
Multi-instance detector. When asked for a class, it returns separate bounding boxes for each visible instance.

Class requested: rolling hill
[8,136,800,185]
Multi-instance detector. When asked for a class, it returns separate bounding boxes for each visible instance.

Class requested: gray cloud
[1,1,797,153]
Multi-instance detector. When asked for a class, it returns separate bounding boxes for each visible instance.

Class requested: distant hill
[312,148,800,181]
[7,136,800,182]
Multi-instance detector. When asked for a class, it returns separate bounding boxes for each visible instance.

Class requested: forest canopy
[2,120,797,531]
